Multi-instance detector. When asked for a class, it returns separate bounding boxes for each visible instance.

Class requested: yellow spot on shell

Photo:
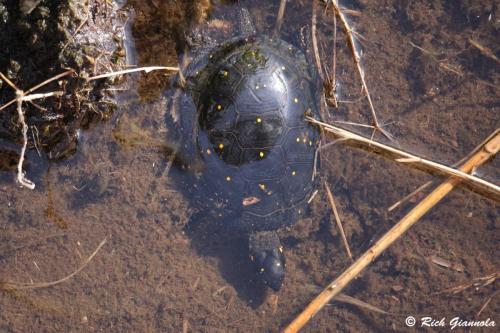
[226,176,231,181]
[259,184,266,190]
[294,97,299,103]
[259,151,265,158]
[292,170,296,176]
[296,137,300,143]
[256,117,262,123]
[206,149,211,155]
[217,104,222,110]
[219,143,224,149]
[303,137,307,143]
[223,70,228,76]
[309,140,313,146]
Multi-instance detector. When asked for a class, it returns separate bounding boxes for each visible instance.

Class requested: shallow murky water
[1,0,498,332]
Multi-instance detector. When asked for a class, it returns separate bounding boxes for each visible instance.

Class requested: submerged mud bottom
[0,0,498,332]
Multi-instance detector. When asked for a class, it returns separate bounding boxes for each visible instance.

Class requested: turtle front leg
[249,231,285,291]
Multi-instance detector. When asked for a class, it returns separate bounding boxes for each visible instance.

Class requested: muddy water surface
[1,0,498,332]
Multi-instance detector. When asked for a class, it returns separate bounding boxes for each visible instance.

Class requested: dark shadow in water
[184,211,268,307]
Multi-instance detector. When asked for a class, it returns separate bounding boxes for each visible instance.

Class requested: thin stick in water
[468,39,500,64]
[388,181,432,212]
[476,290,498,317]
[1,238,107,290]
[324,182,353,261]
[330,0,391,140]
[311,0,325,82]
[274,0,287,36]
[308,117,500,201]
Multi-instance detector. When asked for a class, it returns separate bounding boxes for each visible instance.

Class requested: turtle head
[252,246,285,291]
[249,231,285,291]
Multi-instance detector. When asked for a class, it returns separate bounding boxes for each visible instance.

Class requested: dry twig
[86,66,179,81]
[308,117,500,201]
[274,0,287,36]
[0,70,76,189]
[329,0,391,140]
[283,130,499,333]
[0,70,74,112]
[15,90,35,189]
[391,127,500,211]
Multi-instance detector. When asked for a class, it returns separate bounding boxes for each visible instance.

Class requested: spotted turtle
[173,8,321,291]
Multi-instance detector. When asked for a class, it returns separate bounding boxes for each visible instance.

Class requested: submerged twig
[326,3,338,108]
[335,293,389,315]
[311,0,325,82]
[476,290,498,317]
[324,182,352,261]
[388,181,432,212]
[430,255,465,273]
[409,41,464,76]
[468,39,500,64]
[1,238,107,290]
[307,189,319,204]
[433,272,499,295]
